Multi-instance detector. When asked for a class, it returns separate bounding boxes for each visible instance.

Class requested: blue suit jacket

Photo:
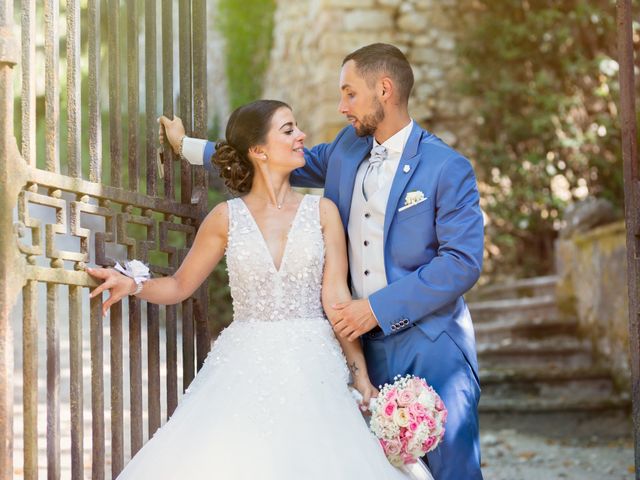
[203,123,484,376]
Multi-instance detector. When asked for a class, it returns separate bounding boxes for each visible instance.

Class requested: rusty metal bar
[165,302,178,417]
[21,0,35,168]
[146,0,158,196]
[46,282,61,478]
[192,0,206,140]
[88,0,102,182]
[179,0,193,205]
[127,0,140,193]
[181,300,195,391]
[22,280,37,479]
[66,0,81,178]
[44,0,59,173]
[90,295,105,479]
[110,301,124,478]
[617,0,640,476]
[162,0,175,200]
[107,0,122,189]
[192,0,210,370]
[128,297,143,456]
[0,1,21,477]
[147,303,161,436]
[68,286,84,479]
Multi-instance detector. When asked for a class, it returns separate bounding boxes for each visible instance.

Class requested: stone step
[474,315,579,343]
[479,365,611,384]
[467,275,558,301]
[479,393,631,413]
[468,294,559,323]
[480,367,616,400]
[477,337,593,370]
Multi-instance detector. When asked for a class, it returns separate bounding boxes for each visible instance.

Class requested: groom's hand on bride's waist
[330,299,380,341]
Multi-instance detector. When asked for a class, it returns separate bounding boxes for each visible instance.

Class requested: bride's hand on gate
[86,267,137,318]
[353,378,379,414]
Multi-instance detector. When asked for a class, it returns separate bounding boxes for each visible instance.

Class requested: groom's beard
[354,99,385,137]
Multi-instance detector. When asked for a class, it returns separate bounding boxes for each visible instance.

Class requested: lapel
[338,135,372,230]
[383,124,424,241]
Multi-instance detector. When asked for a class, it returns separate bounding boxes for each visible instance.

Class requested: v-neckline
[238,195,307,274]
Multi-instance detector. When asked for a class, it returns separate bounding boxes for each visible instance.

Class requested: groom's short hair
[342,43,414,103]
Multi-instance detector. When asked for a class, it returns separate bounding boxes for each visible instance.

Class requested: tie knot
[369,145,388,165]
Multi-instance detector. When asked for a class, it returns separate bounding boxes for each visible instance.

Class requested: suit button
[364,270,370,276]
[365,213,371,218]
[364,240,369,246]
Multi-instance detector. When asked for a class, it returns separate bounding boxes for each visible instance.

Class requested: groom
[162,43,484,480]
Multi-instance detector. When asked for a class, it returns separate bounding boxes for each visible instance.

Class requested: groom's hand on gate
[331,299,379,341]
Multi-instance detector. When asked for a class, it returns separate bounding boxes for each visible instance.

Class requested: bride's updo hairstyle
[212,99,291,194]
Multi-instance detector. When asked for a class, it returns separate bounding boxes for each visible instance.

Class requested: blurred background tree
[457,0,631,277]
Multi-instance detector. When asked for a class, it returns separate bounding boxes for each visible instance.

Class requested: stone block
[378,0,403,7]
[319,0,376,7]
[397,13,429,33]
[343,9,394,31]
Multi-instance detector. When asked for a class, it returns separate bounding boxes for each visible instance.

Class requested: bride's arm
[320,198,378,406]
[87,202,229,317]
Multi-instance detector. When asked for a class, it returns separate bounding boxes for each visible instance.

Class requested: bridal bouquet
[369,375,447,467]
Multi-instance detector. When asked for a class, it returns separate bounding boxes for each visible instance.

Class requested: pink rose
[385,388,398,401]
[435,397,445,411]
[386,439,402,456]
[398,389,416,406]
[384,400,396,417]
[424,414,436,430]
[422,436,437,452]
[439,409,448,424]
[409,402,426,418]
[409,421,419,432]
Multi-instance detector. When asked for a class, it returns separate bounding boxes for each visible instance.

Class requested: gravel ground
[480,413,635,479]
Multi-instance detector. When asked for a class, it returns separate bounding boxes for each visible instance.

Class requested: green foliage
[457,0,630,275]
[217,0,277,109]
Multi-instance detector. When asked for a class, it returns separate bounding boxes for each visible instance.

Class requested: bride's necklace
[255,187,290,209]
[276,187,289,209]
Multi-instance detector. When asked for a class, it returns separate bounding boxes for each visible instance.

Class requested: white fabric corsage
[398,190,427,212]
[114,260,151,295]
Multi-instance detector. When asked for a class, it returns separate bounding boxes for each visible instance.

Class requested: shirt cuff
[182,137,207,166]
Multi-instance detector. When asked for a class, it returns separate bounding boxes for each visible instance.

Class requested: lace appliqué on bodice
[226,195,326,322]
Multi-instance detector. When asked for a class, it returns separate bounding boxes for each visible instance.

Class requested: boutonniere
[398,190,427,212]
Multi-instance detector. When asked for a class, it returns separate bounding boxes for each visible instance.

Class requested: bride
[87,99,432,480]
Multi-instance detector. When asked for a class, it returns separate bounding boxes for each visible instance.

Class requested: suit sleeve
[290,127,350,188]
[368,155,485,336]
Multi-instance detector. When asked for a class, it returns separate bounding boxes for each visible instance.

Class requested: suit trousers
[362,325,484,480]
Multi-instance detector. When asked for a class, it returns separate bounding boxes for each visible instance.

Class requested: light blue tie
[362,144,388,201]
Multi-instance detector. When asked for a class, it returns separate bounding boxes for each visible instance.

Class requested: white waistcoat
[347,163,395,300]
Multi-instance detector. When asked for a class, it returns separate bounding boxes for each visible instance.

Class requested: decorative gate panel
[0,0,210,478]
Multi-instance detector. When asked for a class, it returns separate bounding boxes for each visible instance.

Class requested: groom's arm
[180,138,216,171]
[180,126,351,189]
[369,155,484,336]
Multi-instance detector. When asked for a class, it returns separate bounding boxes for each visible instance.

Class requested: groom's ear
[380,77,394,102]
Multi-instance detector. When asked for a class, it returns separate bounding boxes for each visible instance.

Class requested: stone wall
[556,221,631,390]
[263,0,476,154]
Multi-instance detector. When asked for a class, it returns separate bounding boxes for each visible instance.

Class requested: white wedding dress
[117,194,432,480]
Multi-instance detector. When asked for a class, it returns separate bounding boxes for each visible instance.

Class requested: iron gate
[0,0,210,478]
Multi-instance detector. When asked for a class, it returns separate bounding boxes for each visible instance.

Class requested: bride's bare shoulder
[318,197,340,227]
[199,201,229,238]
